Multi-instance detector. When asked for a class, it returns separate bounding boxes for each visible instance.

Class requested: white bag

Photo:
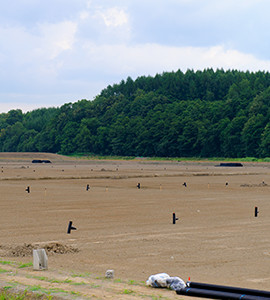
[146,273,170,288]
[166,276,186,291]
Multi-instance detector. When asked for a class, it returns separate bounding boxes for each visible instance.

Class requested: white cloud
[76,5,131,43]
[0,26,34,64]
[78,43,270,79]
[2,40,270,114]
[200,46,270,71]
[36,21,77,60]
[0,101,47,113]
[1,0,270,113]
[0,21,77,65]
[99,7,128,27]
[79,11,90,20]
[86,0,92,9]
[0,20,78,90]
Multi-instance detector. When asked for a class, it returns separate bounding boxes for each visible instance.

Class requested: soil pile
[0,242,79,257]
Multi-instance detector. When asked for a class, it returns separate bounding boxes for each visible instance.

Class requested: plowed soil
[0,153,270,299]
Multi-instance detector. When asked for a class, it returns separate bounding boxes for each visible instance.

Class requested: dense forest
[1,68,270,158]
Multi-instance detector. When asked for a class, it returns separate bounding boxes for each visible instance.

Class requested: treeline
[1,68,270,158]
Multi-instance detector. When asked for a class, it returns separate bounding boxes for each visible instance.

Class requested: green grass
[26,275,77,285]
[0,260,13,266]
[0,260,33,269]
[26,285,75,296]
[88,283,101,289]
[70,271,91,278]
[149,295,169,300]
[66,153,270,163]
[122,289,135,295]
[0,290,27,300]
[3,286,13,291]
[0,259,169,299]
[66,153,136,160]
[0,288,52,300]
[127,279,144,286]
[0,268,9,274]
[18,262,33,269]
[69,282,87,286]
[113,278,123,283]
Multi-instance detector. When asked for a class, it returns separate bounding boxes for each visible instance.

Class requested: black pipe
[186,282,270,298]
[255,206,259,217]
[173,213,178,224]
[67,221,77,234]
[177,287,270,299]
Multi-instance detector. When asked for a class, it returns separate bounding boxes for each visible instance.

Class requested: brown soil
[0,153,270,299]
[0,242,79,257]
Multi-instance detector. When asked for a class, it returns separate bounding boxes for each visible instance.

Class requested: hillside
[1,69,270,158]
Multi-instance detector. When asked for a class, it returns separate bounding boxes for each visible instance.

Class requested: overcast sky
[1,0,270,112]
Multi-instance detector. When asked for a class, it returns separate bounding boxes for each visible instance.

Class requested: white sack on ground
[166,276,186,290]
[146,273,170,288]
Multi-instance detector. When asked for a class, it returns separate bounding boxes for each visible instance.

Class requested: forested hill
[1,69,270,158]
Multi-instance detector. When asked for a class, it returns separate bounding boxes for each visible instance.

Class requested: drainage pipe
[177,287,270,299]
[186,281,270,298]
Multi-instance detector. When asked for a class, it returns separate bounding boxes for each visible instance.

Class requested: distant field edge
[1,152,270,163]
[66,153,270,163]
[0,152,70,162]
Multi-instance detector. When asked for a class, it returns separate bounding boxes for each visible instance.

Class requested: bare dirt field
[0,153,270,299]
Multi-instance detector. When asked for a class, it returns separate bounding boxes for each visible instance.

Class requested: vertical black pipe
[173,213,178,224]
[255,206,258,217]
[67,221,77,234]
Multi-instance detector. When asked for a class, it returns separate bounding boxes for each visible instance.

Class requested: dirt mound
[43,242,79,255]
[0,242,79,257]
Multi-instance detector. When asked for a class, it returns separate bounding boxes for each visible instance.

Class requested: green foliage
[2,69,270,158]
